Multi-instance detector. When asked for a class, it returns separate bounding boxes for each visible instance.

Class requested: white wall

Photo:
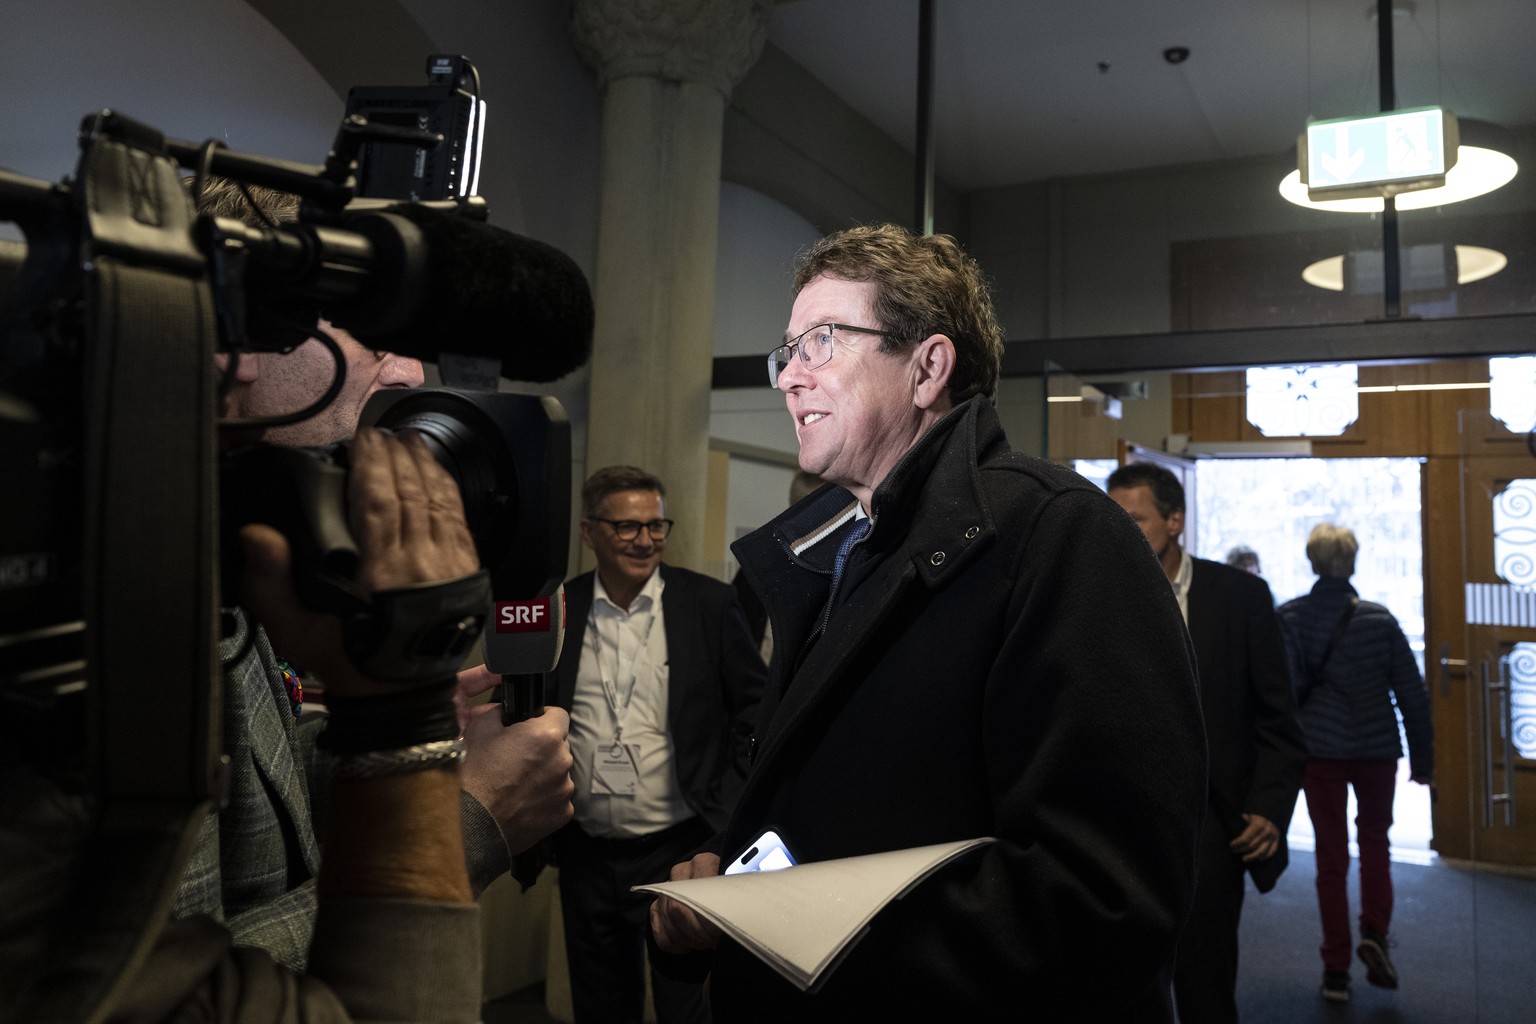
[708,180,817,460]
[709,181,820,549]
[0,0,339,190]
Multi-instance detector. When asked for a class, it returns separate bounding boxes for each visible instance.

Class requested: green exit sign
[1300,108,1459,200]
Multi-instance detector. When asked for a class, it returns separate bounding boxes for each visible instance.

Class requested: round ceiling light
[1302,255,1347,290]
[1456,244,1508,284]
[1302,245,1507,290]
[1279,145,1518,213]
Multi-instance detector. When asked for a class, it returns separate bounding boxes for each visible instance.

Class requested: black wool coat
[712,398,1208,1024]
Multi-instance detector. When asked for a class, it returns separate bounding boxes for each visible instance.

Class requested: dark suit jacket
[1186,557,1307,891]
[730,567,768,649]
[553,564,766,832]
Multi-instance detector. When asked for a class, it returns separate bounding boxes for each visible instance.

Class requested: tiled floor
[1239,847,1535,1023]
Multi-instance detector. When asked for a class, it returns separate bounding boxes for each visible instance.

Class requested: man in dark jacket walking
[1107,462,1306,1024]
[1278,523,1433,1004]
[650,225,1206,1022]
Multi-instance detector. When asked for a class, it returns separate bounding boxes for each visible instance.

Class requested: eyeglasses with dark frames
[767,322,898,388]
[589,517,675,541]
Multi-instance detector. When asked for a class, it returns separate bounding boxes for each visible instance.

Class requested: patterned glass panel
[1502,644,1536,759]
[1489,356,1536,435]
[1245,364,1358,437]
[1466,583,1536,628]
[1493,479,1536,589]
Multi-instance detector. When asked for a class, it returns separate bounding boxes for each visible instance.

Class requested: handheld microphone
[218,205,595,384]
[486,586,566,725]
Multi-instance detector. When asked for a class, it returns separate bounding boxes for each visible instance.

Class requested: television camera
[0,90,592,1022]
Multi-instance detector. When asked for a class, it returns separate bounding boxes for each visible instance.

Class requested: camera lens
[371,393,520,567]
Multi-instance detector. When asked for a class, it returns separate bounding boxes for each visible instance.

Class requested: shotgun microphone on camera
[217,204,594,384]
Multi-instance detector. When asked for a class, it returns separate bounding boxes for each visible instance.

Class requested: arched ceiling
[244,0,437,101]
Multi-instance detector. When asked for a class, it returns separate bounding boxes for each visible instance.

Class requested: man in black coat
[650,226,1206,1022]
[552,465,765,1024]
[1108,462,1307,1024]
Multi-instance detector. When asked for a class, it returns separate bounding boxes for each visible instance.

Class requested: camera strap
[23,122,225,1024]
[341,569,492,681]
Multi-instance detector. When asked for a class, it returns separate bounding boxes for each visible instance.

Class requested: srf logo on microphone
[495,600,551,632]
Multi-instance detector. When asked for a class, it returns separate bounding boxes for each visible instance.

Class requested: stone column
[571,0,769,572]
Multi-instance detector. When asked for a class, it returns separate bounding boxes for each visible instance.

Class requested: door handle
[1482,659,1516,828]
[1439,645,1468,698]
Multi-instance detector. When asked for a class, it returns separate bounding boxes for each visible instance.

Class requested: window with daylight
[1079,455,1424,673]
[1193,458,1423,671]
[1489,355,1536,435]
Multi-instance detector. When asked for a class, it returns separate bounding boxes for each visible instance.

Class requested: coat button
[930,551,946,566]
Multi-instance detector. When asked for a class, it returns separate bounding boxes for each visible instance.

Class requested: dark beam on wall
[711,312,1536,387]
[1003,313,1536,376]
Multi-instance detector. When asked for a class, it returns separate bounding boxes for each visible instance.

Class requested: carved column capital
[572,0,771,98]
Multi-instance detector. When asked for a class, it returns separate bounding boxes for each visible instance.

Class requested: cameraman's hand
[459,694,575,854]
[455,663,501,732]
[241,429,479,698]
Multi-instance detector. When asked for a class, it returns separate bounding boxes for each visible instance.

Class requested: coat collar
[1310,576,1358,598]
[732,397,1008,781]
[867,395,1006,586]
[735,396,1006,585]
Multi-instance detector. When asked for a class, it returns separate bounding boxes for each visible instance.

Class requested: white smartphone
[724,828,798,875]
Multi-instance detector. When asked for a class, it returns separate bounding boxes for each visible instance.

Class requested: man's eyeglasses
[590,517,675,541]
[767,322,897,389]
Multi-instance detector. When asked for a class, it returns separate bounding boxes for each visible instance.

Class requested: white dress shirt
[1170,547,1194,624]
[568,570,692,837]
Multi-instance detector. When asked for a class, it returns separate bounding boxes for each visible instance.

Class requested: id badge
[592,743,640,796]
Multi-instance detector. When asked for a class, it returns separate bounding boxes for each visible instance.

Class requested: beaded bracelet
[328,737,467,779]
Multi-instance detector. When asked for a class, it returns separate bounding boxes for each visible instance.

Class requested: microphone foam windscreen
[392,205,595,383]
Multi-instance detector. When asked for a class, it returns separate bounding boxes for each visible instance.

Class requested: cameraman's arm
[241,429,481,1022]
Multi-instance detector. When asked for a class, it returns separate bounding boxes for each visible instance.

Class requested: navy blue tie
[802,518,871,662]
[830,518,870,598]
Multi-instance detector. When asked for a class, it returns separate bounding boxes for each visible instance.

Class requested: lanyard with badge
[588,601,658,796]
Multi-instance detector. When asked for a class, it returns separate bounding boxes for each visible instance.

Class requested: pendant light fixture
[1280,1,1517,214]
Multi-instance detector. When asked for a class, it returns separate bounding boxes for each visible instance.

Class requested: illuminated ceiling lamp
[1279,116,1517,213]
[1278,0,1518,214]
[1302,245,1508,290]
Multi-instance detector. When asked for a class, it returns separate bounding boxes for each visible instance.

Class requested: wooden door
[1427,407,1536,867]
